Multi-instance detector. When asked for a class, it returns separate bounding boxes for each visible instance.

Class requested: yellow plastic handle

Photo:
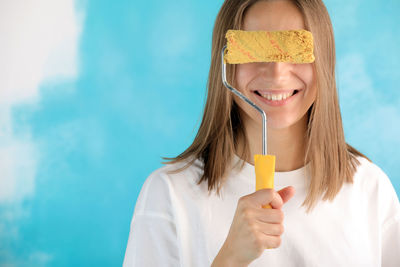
[254,154,276,209]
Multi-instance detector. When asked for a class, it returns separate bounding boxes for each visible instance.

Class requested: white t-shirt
[123,155,400,267]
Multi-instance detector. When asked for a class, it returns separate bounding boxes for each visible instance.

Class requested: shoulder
[352,156,392,187]
[146,156,204,190]
[352,155,400,224]
[135,157,204,215]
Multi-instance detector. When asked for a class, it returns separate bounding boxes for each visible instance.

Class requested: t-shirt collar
[231,153,311,187]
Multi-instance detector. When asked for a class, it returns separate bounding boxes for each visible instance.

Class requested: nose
[255,61,292,81]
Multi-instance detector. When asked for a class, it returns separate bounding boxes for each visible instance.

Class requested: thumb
[277,186,296,204]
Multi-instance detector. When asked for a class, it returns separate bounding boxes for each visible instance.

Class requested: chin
[268,122,292,130]
[267,115,300,130]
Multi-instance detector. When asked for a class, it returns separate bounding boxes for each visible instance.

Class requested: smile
[252,89,302,106]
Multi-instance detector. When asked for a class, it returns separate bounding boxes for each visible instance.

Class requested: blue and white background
[0,0,399,266]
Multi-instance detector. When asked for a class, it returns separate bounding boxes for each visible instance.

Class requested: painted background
[1,0,399,266]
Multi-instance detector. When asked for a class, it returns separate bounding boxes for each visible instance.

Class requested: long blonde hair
[162,0,370,213]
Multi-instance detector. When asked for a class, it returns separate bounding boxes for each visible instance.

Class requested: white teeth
[260,91,295,101]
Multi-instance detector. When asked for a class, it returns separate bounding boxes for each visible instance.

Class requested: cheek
[296,64,316,100]
[234,64,254,89]
[296,64,314,88]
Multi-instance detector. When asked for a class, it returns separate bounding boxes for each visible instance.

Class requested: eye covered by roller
[224,29,315,64]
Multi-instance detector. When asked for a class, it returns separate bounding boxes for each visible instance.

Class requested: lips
[251,88,303,106]
[252,89,302,95]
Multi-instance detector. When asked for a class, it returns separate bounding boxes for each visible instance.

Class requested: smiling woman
[233,0,317,159]
[123,0,400,266]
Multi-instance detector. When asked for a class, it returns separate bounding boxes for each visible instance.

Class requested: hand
[213,186,295,267]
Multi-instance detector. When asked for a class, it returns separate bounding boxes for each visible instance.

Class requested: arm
[123,170,180,267]
[377,167,400,267]
[123,212,180,267]
[381,214,400,267]
[211,244,247,267]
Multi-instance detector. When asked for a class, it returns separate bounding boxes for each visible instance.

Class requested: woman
[123,0,400,266]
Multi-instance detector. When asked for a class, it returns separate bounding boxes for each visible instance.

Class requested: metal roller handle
[221,45,268,155]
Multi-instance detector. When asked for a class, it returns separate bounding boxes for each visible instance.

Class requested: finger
[277,186,296,204]
[266,235,282,248]
[269,191,283,209]
[256,221,284,236]
[254,208,284,224]
[244,188,275,208]
[258,233,282,249]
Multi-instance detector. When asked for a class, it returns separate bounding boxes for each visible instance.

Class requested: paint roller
[221,29,314,209]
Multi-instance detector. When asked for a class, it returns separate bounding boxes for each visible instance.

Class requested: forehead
[243,0,305,31]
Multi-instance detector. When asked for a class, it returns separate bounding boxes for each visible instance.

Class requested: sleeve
[378,168,400,267]
[381,214,400,267]
[123,170,181,267]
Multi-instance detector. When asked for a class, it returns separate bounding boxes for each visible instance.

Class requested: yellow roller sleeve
[254,154,276,209]
[224,29,315,64]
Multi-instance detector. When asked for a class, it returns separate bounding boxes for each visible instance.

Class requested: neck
[236,113,308,172]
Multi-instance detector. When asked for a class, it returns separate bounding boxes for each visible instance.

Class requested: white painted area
[0,0,83,202]
[0,1,83,264]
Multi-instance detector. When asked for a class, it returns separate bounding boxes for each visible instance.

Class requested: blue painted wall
[1,0,399,265]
